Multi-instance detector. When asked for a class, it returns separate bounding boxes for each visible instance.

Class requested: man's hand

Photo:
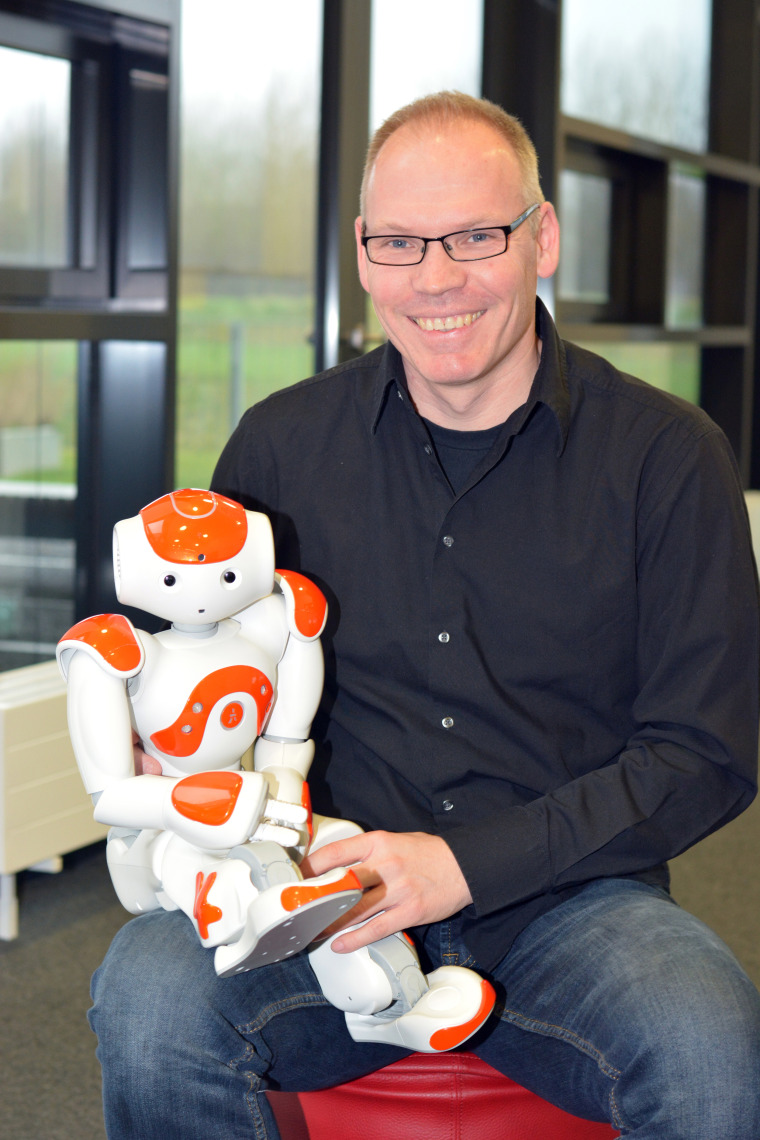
[132,730,163,775]
[301,830,473,953]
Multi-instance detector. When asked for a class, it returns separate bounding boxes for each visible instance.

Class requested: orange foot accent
[280,869,362,912]
[429,979,497,1052]
[194,871,223,940]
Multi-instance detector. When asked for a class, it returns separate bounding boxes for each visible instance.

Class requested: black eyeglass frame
[361,203,541,265]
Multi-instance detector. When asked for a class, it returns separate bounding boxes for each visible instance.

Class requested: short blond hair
[360,91,544,219]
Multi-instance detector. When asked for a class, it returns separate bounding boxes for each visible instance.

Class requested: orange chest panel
[149,665,273,757]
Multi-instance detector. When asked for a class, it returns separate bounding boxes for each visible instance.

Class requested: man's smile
[411,310,484,332]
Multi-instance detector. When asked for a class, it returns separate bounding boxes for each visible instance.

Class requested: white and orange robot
[56,488,494,1052]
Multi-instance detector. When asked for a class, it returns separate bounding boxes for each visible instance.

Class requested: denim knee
[89,909,403,1138]
[477,880,760,1139]
[90,910,274,1137]
[612,919,760,1137]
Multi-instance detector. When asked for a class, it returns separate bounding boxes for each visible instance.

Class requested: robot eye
[222,571,236,584]
[164,574,177,587]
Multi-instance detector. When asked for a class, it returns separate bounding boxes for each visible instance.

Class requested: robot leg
[213,841,363,977]
[155,833,258,948]
[308,925,496,1053]
[106,827,174,915]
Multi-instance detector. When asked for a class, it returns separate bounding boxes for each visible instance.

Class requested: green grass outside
[176,291,315,488]
[575,341,701,404]
[0,296,703,493]
[0,340,78,483]
[0,293,316,489]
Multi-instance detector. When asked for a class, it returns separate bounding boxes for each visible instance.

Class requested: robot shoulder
[57,613,146,680]
[275,569,327,642]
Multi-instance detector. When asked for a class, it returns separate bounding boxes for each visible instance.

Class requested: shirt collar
[368,296,571,454]
[368,342,407,434]
[524,296,571,456]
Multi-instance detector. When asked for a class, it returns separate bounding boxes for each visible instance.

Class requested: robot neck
[171,621,218,638]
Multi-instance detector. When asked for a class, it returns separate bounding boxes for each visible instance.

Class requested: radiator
[0,660,107,939]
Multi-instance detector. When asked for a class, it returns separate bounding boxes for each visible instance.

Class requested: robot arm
[263,634,324,749]
[61,635,286,850]
[93,767,286,850]
[65,649,135,794]
[252,572,327,849]
[253,637,322,853]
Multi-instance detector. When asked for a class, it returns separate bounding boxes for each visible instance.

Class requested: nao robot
[57,489,494,1052]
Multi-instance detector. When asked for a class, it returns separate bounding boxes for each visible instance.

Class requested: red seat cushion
[268,1052,620,1139]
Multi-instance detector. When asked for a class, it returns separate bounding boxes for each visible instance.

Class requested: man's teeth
[414,311,484,331]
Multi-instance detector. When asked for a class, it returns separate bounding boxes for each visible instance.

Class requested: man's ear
[355,216,370,292]
[536,202,560,280]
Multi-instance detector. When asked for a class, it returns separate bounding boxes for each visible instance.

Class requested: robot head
[113,489,275,625]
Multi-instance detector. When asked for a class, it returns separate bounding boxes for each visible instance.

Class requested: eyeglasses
[361,203,541,266]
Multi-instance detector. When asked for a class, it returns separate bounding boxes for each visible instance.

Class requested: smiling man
[89,93,760,1140]
[355,114,558,429]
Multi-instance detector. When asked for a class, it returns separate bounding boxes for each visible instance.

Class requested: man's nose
[411,239,468,291]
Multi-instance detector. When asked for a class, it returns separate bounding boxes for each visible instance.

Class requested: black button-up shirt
[212,299,759,970]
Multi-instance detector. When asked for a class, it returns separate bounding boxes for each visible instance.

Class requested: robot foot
[344,966,496,1053]
[214,867,363,977]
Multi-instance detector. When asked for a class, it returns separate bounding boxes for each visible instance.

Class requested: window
[665,167,706,330]
[0,0,177,635]
[0,341,77,670]
[557,170,611,305]
[551,0,759,480]
[0,46,70,269]
[175,0,323,488]
[575,341,700,406]
[561,0,712,152]
[369,0,483,132]
[363,0,484,352]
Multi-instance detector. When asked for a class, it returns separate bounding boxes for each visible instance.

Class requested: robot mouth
[198,608,205,613]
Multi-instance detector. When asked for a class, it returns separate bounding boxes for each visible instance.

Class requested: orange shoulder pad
[275,570,327,641]
[57,613,144,678]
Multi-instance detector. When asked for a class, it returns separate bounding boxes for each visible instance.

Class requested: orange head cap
[140,489,248,564]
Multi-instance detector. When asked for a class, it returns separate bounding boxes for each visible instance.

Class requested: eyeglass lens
[365,228,509,265]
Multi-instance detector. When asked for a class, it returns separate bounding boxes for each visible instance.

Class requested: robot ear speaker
[112,530,122,593]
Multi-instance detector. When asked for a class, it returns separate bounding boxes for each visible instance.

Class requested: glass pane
[366,0,484,347]
[665,166,706,330]
[561,0,712,153]
[370,0,483,131]
[0,342,77,671]
[0,45,70,268]
[127,70,169,270]
[575,341,700,405]
[557,170,612,303]
[176,0,322,489]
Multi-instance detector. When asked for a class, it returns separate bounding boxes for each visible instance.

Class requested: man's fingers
[329,910,399,954]
[303,834,371,876]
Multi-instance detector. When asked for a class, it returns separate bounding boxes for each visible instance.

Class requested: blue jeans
[89,878,760,1138]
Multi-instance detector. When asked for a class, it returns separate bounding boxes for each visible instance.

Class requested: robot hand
[166,769,309,850]
[250,795,310,848]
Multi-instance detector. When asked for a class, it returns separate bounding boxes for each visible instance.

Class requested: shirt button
[424,444,433,455]
[442,799,454,812]
[442,535,454,547]
[442,716,454,728]
[438,631,450,643]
